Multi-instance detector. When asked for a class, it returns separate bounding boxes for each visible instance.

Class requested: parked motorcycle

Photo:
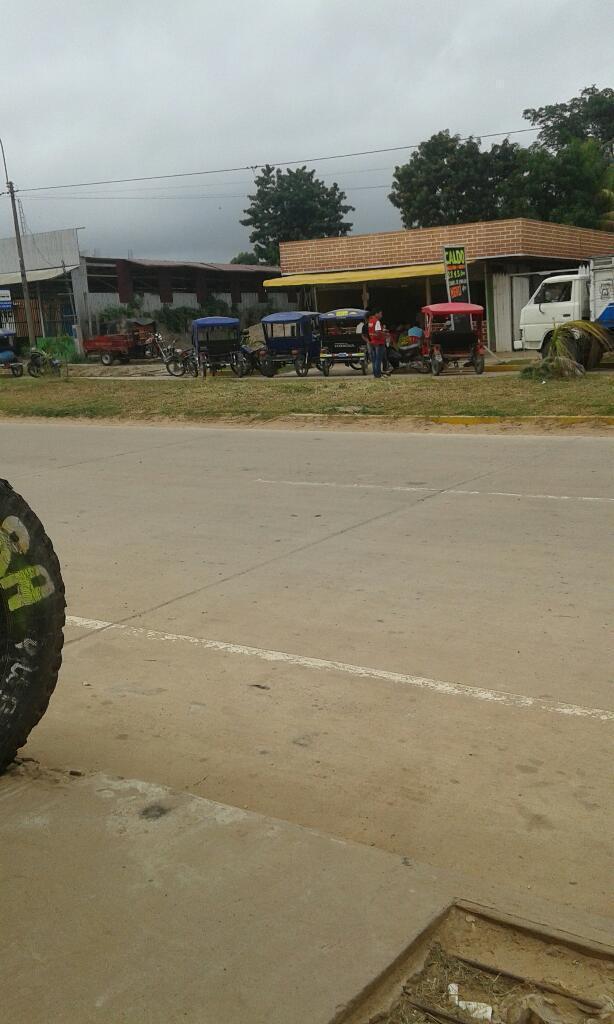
[27,349,62,378]
[165,347,199,378]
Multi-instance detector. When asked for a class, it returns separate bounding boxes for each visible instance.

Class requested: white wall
[492,273,512,352]
[87,291,121,313]
[0,228,80,274]
[511,277,530,350]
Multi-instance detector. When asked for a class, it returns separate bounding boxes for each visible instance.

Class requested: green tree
[230,251,261,265]
[241,165,354,265]
[519,138,610,228]
[523,85,614,154]
[389,88,613,231]
[389,131,518,227]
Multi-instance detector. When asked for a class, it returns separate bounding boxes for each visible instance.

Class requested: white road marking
[67,616,613,723]
[256,478,614,504]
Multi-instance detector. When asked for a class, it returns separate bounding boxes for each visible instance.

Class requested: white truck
[519,254,614,367]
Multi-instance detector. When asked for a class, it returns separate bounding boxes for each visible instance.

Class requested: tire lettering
[2,516,30,554]
[0,565,55,611]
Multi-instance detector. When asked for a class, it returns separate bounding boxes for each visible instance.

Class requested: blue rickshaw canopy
[192,316,240,329]
[261,311,317,324]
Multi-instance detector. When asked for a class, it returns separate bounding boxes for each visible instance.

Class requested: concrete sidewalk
[1,763,451,1024]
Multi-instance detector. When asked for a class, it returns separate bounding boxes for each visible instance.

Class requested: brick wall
[279,219,614,275]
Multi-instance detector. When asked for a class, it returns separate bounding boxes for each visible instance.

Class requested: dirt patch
[341,906,614,1024]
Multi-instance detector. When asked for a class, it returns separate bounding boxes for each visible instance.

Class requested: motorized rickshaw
[0,329,23,377]
[422,302,486,375]
[260,311,321,376]
[192,316,248,377]
[318,308,368,375]
[84,317,159,365]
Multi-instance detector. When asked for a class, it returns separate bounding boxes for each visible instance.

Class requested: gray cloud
[1,0,610,261]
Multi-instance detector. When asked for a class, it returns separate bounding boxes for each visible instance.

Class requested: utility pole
[0,137,36,349]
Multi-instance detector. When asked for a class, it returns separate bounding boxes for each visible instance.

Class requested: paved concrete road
[2,764,453,1024]
[3,421,613,924]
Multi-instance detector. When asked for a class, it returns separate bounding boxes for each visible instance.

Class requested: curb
[424,415,614,426]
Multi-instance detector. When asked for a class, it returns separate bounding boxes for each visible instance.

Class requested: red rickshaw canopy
[422,302,484,316]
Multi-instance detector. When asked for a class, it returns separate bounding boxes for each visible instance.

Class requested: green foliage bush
[37,335,84,362]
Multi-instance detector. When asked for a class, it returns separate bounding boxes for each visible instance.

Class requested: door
[521,278,574,347]
[492,273,512,352]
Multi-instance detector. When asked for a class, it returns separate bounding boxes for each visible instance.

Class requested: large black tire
[100,352,114,366]
[540,333,553,360]
[260,354,276,377]
[0,480,65,772]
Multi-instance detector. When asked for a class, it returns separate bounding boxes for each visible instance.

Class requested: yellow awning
[263,262,445,289]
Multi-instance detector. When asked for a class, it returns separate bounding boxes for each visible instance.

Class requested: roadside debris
[448,982,493,1021]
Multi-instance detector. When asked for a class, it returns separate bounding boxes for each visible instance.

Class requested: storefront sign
[0,289,12,312]
[443,246,470,302]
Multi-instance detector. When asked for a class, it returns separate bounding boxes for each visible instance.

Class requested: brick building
[264,219,614,351]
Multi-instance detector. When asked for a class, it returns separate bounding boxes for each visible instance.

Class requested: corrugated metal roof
[0,265,78,287]
[117,258,279,274]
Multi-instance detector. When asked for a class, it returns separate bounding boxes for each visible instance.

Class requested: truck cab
[519,273,589,352]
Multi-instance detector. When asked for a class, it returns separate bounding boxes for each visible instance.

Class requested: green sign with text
[443,246,470,302]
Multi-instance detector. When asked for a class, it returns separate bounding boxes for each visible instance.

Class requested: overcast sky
[1,0,610,263]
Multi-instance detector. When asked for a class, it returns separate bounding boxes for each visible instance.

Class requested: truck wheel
[0,480,65,773]
[100,352,114,366]
[540,333,553,359]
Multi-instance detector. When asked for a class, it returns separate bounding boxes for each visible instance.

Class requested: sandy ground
[3,420,613,927]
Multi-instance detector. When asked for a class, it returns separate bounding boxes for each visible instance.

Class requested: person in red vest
[368,310,387,378]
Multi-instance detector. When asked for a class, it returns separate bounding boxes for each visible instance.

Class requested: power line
[16,127,538,194]
[20,182,395,203]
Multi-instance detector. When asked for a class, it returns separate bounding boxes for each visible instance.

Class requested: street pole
[0,137,36,349]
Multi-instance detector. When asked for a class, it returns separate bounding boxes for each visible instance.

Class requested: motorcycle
[27,349,62,378]
[164,347,199,378]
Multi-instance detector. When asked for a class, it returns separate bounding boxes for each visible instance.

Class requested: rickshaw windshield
[268,323,298,338]
[195,327,238,344]
[430,314,480,333]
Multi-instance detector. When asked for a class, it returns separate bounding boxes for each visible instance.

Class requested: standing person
[367,309,386,378]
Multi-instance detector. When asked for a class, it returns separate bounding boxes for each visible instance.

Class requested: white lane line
[256,478,614,504]
[66,615,613,723]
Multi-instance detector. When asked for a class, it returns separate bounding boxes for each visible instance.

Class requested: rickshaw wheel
[260,354,276,377]
[10,364,24,378]
[474,355,485,375]
[320,360,330,377]
[294,358,310,377]
[431,355,443,376]
[230,353,248,378]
